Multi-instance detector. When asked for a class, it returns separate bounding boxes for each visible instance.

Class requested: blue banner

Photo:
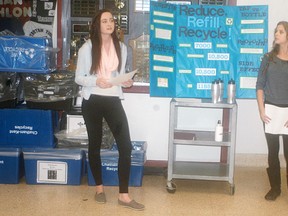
[149,2,268,99]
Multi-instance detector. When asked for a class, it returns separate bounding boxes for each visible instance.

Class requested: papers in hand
[109,69,137,85]
[265,104,288,135]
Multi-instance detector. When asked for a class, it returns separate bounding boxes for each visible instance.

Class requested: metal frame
[166,98,237,195]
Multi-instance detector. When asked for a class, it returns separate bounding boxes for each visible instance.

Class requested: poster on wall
[236,6,268,99]
[0,0,57,38]
[149,2,268,99]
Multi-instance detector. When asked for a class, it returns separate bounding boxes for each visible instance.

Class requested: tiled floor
[0,166,287,216]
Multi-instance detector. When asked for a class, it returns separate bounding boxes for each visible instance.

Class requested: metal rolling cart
[166,98,237,195]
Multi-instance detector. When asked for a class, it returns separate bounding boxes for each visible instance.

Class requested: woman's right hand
[96,77,113,88]
[260,110,271,124]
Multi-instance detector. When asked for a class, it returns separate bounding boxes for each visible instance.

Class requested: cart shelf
[166,98,237,195]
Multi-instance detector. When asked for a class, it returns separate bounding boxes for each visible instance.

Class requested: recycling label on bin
[37,161,68,184]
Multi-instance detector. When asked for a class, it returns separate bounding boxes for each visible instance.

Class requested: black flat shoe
[265,189,281,201]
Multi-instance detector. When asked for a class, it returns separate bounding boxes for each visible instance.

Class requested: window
[135,0,153,12]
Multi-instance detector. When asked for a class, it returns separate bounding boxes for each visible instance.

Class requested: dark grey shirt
[256,54,288,105]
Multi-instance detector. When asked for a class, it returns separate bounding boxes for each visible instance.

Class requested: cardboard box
[0,108,58,148]
[23,148,84,185]
[0,148,24,184]
[87,141,147,187]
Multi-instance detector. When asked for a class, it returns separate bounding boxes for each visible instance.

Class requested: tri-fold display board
[149,2,268,99]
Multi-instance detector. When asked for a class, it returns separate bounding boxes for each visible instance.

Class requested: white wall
[122,0,288,161]
[122,93,170,160]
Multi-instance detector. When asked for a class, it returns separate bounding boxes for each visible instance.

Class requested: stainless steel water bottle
[211,80,219,103]
[217,79,224,103]
[227,79,236,104]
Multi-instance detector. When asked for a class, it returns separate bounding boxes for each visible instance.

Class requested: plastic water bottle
[227,79,236,104]
[215,120,223,142]
[211,80,219,103]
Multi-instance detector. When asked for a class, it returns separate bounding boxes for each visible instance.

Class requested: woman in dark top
[256,21,288,201]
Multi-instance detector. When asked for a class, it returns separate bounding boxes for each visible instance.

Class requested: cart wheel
[230,184,235,195]
[166,181,177,193]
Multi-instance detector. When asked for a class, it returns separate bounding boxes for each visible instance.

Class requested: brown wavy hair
[262,21,288,74]
[267,21,288,61]
[89,9,121,74]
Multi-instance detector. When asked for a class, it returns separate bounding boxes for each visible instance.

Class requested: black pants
[82,95,132,193]
[265,133,288,175]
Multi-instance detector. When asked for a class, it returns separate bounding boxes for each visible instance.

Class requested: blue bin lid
[0,147,21,156]
[22,148,83,160]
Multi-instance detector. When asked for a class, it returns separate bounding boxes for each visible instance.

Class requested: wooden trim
[123,86,149,94]
[144,160,168,168]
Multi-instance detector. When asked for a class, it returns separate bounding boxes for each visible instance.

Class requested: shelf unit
[166,98,237,195]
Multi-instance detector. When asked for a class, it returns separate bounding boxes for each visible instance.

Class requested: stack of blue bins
[0,108,85,185]
[0,35,83,185]
[0,108,59,184]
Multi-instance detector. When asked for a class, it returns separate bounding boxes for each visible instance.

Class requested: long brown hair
[267,21,288,61]
[89,9,121,74]
[262,21,288,74]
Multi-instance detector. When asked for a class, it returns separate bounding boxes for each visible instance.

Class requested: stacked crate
[0,35,147,187]
[0,35,83,185]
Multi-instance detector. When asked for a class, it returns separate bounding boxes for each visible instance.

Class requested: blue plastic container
[23,148,84,185]
[0,108,58,148]
[87,141,147,187]
[0,36,56,73]
[0,148,24,184]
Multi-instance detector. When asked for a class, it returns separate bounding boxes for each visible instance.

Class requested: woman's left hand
[285,120,288,128]
[122,79,133,88]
